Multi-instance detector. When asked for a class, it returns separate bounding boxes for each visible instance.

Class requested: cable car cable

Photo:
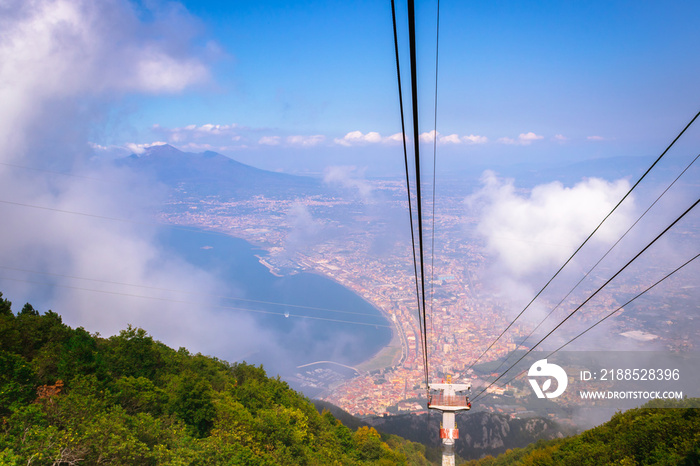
[407,0,431,388]
[392,0,429,388]
[471,197,700,399]
[467,109,700,370]
[472,250,700,402]
[491,150,700,375]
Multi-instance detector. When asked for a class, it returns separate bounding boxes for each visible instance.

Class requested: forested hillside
[0,292,430,465]
[460,398,700,466]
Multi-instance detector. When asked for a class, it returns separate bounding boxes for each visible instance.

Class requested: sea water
[158,228,392,373]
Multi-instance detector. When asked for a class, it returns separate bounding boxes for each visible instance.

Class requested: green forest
[460,398,700,466]
[0,292,431,465]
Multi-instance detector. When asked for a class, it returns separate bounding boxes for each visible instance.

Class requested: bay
[158,227,392,378]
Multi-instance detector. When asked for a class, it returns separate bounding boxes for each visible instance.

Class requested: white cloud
[131,49,207,93]
[466,171,634,277]
[125,141,167,155]
[195,123,238,135]
[588,135,605,141]
[518,132,544,144]
[386,133,405,143]
[334,131,376,146]
[462,134,488,144]
[0,0,209,158]
[333,130,394,146]
[323,165,373,200]
[419,131,437,143]
[284,203,325,254]
[419,130,487,145]
[553,134,568,142]
[420,130,452,144]
[440,134,461,144]
[498,132,544,146]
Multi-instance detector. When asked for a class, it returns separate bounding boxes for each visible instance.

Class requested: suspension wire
[407,0,431,388]
[467,109,700,371]
[472,197,700,400]
[473,251,700,401]
[428,0,440,370]
[392,0,428,387]
[491,151,700,375]
[0,275,392,328]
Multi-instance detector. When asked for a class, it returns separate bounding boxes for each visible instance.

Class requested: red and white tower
[427,376,471,466]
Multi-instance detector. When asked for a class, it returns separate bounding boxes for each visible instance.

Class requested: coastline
[173,225,407,375]
[291,268,406,373]
[355,327,403,373]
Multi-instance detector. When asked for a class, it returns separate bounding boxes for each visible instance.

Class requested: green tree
[0,350,36,415]
[0,292,12,317]
[57,327,104,382]
[168,373,216,437]
[104,326,164,380]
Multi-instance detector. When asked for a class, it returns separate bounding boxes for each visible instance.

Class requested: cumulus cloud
[0,0,208,160]
[462,134,489,144]
[334,130,489,147]
[498,132,545,145]
[420,130,460,144]
[334,130,385,146]
[386,133,405,143]
[553,134,568,142]
[125,141,168,155]
[466,171,635,277]
[588,135,605,141]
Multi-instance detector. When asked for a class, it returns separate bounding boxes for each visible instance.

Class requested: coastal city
[161,178,699,418]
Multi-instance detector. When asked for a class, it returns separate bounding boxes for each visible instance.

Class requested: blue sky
[97,0,700,176]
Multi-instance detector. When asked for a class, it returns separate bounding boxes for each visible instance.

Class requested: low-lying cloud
[466,171,635,278]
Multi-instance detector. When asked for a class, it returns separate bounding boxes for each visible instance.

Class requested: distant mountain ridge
[367,410,569,461]
[118,144,321,198]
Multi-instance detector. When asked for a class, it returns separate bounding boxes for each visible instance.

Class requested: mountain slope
[461,398,700,466]
[0,291,430,465]
[118,144,321,198]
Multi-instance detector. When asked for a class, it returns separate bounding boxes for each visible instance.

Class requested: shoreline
[291,268,406,373]
[193,227,408,375]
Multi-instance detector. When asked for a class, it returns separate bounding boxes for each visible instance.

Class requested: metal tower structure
[427,376,471,466]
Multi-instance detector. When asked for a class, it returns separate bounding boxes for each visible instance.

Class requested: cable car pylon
[427,375,471,466]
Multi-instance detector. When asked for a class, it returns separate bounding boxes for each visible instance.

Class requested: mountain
[460,398,700,465]
[118,144,321,198]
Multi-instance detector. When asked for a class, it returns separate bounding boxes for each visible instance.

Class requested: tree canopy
[0,292,431,465]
